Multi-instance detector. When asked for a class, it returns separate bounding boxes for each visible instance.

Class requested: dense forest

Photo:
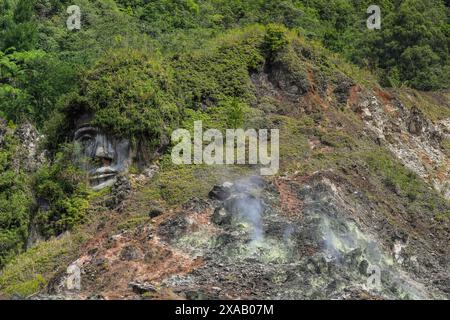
[1,0,448,126]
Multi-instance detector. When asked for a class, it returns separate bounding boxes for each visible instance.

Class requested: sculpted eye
[79,134,94,144]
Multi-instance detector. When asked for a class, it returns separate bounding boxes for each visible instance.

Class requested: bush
[365,150,450,219]
[0,50,77,127]
[361,0,448,90]
[0,0,37,52]
[50,49,181,155]
[33,144,89,238]
[264,23,288,55]
[0,232,82,298]
[2,274,46,298]
[0,128,31,268]
[172,26,265,109]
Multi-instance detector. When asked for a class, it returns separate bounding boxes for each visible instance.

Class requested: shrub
[264,23,288,55]
[365,150,450,219]
[49,49,181,156]
[0,127,31,268]
[0,232,82,298]
[172,26,265,109]
[33,144,89,238]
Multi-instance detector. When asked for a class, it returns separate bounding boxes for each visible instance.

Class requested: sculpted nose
[95,146,113,166]
[94,143,114,166]
[95,145,111,159]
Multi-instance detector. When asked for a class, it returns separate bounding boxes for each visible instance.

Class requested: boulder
[107,175,131,209]
[208,185,231,200]
[129,282,157,295]
[148,206,164,218]
[212,207,232,226]
[120,245,140,261]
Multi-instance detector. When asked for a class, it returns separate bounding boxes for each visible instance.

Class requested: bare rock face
[106,175,132,210]
[407,107,427,135]
[208,184,232,201]
[14,121,46,173]
[13,122,48,249]
[153,173,448,300]
[332,73,354,104]
[356,92,449,199]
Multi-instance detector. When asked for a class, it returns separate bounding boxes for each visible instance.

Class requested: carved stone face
[74,115,131,190]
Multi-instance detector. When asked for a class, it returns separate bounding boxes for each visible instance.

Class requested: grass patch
[0,232,84,298]
[2,274,46,298]
[115,215,150,232]
[143,155,252,206]
[397,89,450,121]
[365,149,450,219]
[442,137,450,157]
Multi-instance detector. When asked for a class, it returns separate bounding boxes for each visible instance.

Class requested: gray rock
[359,259,369,275]
[107,175,131,210]
[120,245,139,261]
[148,206,164,218]
[212,206,232,226]
[208,185,231,200]
[128,282,157,295]
[14,121,46,173]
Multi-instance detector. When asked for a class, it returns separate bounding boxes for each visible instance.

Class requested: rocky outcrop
[10,39,448,301]
[14,121,46,173]
[106,175,132,210]
[153,173,447,299]
[56,170,447,300]
[0,119,45,173]
[354,91,449,199]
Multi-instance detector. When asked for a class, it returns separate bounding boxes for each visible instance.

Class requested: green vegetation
[33,145,90,238]
[0,50,77,127]
[143,154,251,206]
[360,0,449,90]
[115,214,149,232]
[0,0,77,127]
[1,0,447,130]
[2,274,45,298]
[264,23,289,55]
[0,126,32,268]
[366,149,449,220]
[172,25,265,108]
[443,138,450,157]
[49,49,181,153]
[0,0,37,52]
[397,89,450,122]
[0,232,83,298]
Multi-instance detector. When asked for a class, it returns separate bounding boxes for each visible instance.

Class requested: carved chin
[90,174,117,190]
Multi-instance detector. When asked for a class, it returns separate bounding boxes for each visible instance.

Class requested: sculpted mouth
[90,168,117,186]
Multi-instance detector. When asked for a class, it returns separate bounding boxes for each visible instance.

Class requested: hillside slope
[0,1,449,300]
[1,26,448,299]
